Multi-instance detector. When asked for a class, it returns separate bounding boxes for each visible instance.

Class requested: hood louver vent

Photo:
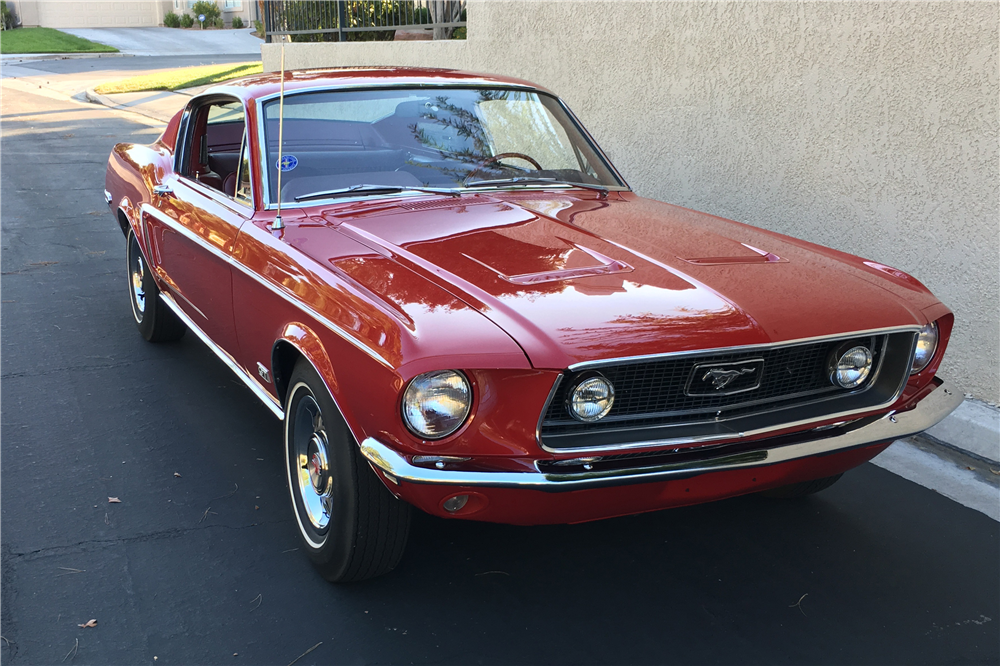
[396,197,499,212]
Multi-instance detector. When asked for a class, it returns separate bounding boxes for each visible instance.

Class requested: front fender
[272,323,339,407]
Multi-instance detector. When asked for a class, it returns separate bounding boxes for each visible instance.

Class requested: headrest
[392,100,434,119]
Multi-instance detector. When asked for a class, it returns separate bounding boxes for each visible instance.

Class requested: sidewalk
[84,86,197,123]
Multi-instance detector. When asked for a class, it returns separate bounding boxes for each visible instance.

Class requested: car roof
[204,66,552,104]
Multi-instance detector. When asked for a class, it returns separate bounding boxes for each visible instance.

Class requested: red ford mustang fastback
[105,67,961,582]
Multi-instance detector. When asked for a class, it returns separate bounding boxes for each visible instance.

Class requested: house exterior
[9,0,255,28]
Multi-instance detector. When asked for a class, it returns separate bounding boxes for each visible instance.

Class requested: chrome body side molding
[140,203,391,370]
[159,292,284,419]
[360,379,962,493]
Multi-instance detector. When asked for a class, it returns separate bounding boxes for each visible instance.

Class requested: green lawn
[94,62,263,95]
[0,27,118,54]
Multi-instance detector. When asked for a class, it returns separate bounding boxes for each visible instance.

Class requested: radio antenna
[271,44,286,231]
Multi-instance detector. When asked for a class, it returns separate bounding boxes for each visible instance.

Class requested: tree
[429,0,461,40]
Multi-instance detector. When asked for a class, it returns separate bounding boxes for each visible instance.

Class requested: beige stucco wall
[262,0,999,402]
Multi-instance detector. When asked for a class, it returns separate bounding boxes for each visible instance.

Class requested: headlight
[831,345,873,388]
[402,370,471,439]
[911,322,939,374]
[567,375,615,422]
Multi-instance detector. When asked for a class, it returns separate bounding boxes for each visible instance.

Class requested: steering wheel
[465,152,543,183]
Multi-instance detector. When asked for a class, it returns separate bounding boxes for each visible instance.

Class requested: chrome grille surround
[537,326,920,454]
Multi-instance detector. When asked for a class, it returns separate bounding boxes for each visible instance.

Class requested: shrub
[231,16,243,29]
[253,19,263,37]
[163,11,181,28]
[212,16,225,28]
[1,1,15,30]
[180,12,194,28]
[190,0,221,26]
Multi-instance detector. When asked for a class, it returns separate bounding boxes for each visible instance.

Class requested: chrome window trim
[140,203,392,370]
[160,291,284,419]
[233,128,253,207]
[175,92,258,211]
[253,84,631,210]
[553,96,630,191]
[535,326,920,455]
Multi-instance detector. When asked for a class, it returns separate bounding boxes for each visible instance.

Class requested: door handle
[153,184,173,197]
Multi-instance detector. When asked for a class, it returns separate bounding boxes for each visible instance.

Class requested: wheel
[759,473,844,499]
[127,231,185,342]
[465,152,543,183]
[284,359,411,582]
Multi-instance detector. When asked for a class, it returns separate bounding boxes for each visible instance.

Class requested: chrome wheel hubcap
[294,395,334,531]
[130,247,146,321]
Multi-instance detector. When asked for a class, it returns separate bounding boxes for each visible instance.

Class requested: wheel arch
[116,208,130,237]
[116,197,139,239]
[271,323,340,411]
[272,323,380,458]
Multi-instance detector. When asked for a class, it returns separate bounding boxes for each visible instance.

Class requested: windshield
[261,87,624,204]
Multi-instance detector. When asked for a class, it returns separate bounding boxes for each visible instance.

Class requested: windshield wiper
[294,184,460,202]
[464,177,609,195]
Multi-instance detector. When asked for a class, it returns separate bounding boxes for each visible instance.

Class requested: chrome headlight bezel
[830,344,874,389]
[910,322,939,375]
[401,370,472,440]
[566,374,616,423]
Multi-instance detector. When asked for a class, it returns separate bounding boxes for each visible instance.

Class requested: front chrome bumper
[360,379,963,493]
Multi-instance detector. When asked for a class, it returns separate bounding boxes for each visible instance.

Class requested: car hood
[307,191,939,370]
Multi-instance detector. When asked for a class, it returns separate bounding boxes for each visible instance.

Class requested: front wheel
[284,359,411,582]
[127,231,185,342]
[759,473,844,499]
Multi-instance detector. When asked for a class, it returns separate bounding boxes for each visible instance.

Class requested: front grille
[539,331,916,451]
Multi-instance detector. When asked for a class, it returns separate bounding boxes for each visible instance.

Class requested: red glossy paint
[105,67,954,530]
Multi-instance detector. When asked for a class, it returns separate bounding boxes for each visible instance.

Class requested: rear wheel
[127,231,185,342]
[759,473,844,498]
[284,359,410,582]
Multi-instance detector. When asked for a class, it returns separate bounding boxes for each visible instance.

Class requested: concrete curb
[925,398,1000,464]
[1,52,128,61]
[83,86,178,123]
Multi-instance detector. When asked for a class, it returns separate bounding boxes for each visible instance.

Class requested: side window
[181,99,247,200]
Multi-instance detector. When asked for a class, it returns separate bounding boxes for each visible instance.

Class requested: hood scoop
[463,241,633,286]
[679,243,787,266]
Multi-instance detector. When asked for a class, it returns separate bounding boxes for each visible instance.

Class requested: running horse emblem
[702,367,757,390]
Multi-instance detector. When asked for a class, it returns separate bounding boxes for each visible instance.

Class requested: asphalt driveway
[61,27,262,56]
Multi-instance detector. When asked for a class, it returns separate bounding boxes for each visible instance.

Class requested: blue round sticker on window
[277,155,298,172]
